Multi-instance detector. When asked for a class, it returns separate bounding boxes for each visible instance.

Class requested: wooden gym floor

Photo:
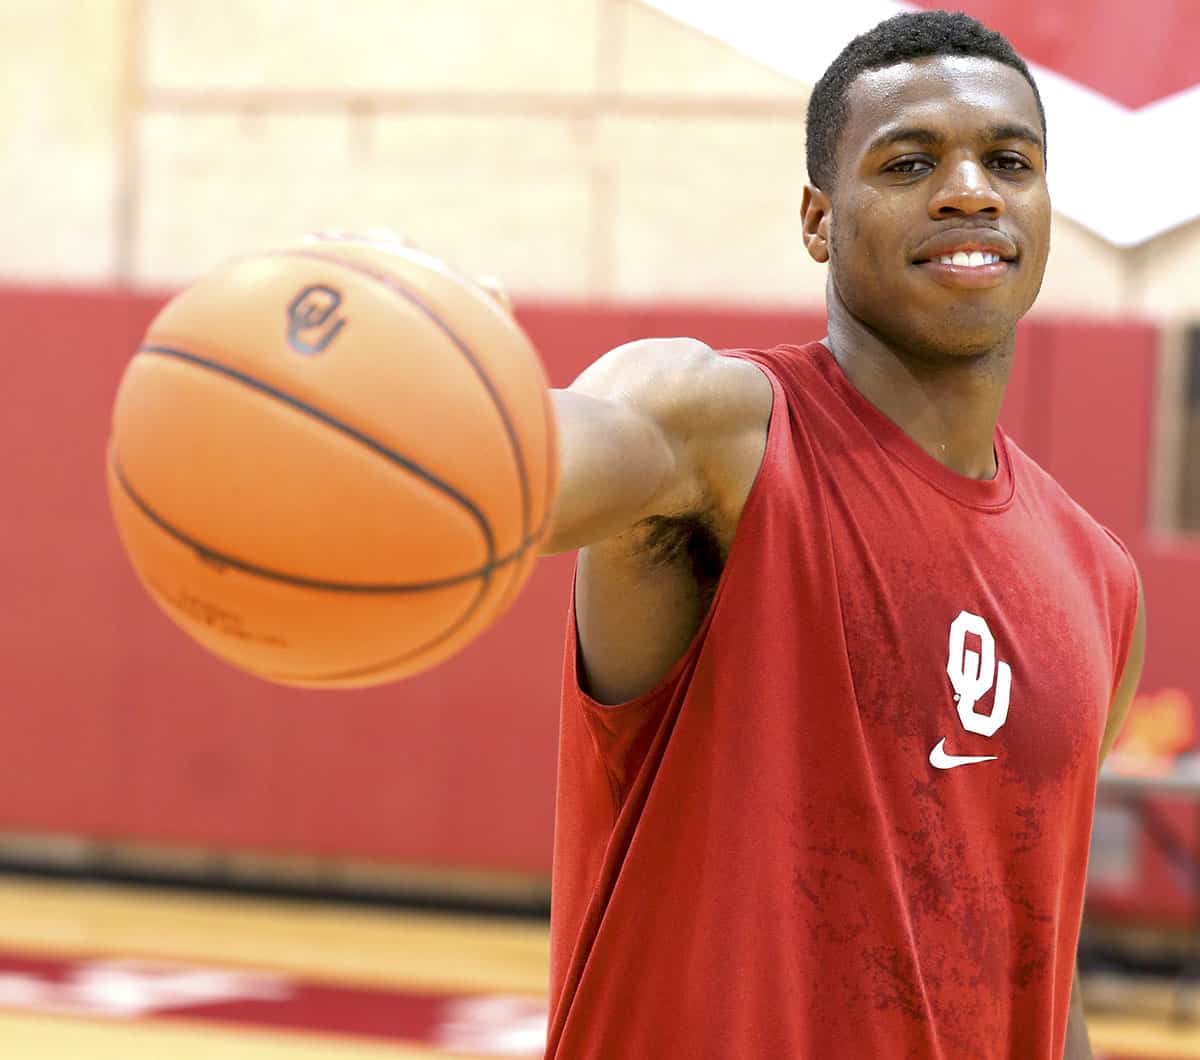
[0,874,1196,1059]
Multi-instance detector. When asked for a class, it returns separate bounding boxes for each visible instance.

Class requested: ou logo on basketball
[946,611,1011,738]
[287,284,347,355]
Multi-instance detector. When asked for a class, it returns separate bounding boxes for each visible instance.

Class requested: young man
[538,11,1145,1060]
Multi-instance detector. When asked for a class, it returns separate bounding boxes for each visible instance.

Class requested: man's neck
[822,301,1013,481]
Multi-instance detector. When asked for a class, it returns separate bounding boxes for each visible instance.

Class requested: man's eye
[990,154,1031,171]
[885,159,932,175]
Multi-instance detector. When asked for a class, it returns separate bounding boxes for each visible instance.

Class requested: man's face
[807,55,1051,358]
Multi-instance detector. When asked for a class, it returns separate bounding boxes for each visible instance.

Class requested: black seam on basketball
[112,456,528,594]
[260,576,496,684]
[278,249,533,546]
[257,518,554,682]
[494,392,558,615]
[488,390,556,615]
[138,342,498,571]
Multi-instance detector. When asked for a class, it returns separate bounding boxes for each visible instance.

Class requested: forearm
[1063,965,1092,1060]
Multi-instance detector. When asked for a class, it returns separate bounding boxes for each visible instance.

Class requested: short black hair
[805,10,1046,189]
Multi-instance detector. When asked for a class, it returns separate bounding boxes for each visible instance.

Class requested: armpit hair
[634,511,726,611]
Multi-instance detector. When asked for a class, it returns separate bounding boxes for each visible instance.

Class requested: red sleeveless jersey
[548,342,1139,1060]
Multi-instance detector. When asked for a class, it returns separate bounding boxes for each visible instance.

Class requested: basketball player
[533,11,1145,1060]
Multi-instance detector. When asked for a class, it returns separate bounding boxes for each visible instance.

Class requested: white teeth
[935,251,1002,267]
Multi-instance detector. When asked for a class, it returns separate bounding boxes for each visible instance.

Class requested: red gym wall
[2,288,1197,888]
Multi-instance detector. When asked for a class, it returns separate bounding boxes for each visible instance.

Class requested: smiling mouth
[909,226,1021,291]
[912,247,1016,266]
[914,254,1014,290]
[927,250,1002,267]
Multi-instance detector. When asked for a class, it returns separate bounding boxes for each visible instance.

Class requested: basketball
[106,235,558,689]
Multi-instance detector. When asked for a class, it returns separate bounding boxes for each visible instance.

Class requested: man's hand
[476,274,512,313]
[302,229,514,312]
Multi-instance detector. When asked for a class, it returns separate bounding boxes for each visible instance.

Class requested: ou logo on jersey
[947,610,1011,737]
[930,611,1012,770]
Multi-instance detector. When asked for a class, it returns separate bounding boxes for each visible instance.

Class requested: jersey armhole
[564,575,696,718]
[559,353,786,810]
[1101,525,1141,701]
[563,351,785,720]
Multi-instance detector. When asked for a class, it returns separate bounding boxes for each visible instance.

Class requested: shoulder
[1006,438,1122,546]
[575,338,774,528]
[1004,433,1141,637]
[569,337,773,440]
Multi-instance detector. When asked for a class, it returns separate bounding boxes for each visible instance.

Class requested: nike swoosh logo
[929,738,998,770]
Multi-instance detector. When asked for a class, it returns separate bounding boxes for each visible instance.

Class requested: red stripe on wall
[1,287,1195,919]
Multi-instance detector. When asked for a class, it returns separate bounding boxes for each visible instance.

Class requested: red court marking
[1099,1055,1186,1060]
[0,951,1183,1059]
[0,950,547,1055]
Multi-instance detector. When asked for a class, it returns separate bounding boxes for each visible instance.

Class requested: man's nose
[929,159,1004,218]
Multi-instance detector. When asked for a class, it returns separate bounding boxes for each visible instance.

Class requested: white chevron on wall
[641,0,1200,247]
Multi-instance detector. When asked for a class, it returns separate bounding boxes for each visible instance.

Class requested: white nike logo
[929,738,998,770]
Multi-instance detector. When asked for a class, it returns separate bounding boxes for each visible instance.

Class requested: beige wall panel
[357,114,596,295]
[138,113,359,283]
[616,0,810,99]
[1027,214,1128,317]
[145,0,601,95]
[600,115,826,303]
[10,0,1197,307]
[1127,219,1200,320]
[0,0,123,281]
[137,112,594,294]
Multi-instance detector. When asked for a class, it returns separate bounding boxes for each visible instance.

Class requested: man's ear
[801,184,832,264]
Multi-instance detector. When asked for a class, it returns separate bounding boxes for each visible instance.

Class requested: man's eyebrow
[864,122,1045,157]
[864,126,944,155]
[986,123,1045,151]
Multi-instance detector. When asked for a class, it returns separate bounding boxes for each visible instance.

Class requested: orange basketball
[106,235,558,688]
